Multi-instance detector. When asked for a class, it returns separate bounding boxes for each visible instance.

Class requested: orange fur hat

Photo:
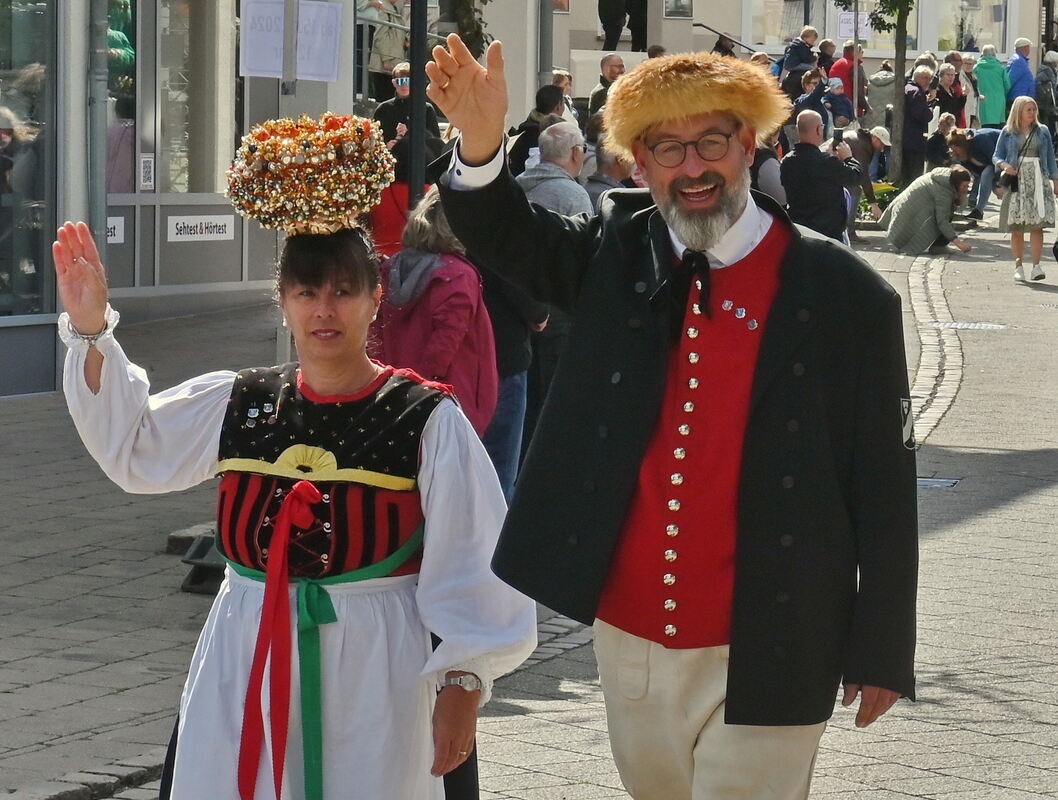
[602,52,792,161]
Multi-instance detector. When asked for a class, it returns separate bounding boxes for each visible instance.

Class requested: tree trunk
[889,6,910,185]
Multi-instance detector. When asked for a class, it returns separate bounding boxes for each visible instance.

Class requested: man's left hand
[841,683,901,727]
[870,202,883,220]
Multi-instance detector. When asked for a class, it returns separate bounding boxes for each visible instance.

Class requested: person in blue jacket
[1007,38,1036,103]
[824,77,855,127]
[948,127,1002,219]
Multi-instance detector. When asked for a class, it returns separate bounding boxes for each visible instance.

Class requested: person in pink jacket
[373,186,499,435]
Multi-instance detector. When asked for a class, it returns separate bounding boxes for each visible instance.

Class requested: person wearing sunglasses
[372,61,441,151]
[431,37,918,800]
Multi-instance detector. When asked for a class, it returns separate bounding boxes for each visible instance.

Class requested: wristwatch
[443,673,482,692]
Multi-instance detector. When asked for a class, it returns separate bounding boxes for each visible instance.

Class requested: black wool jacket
[439,170,918,726]
[781,143,863,241]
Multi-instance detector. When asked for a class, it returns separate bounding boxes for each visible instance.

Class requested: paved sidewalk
[3,209,1058,798]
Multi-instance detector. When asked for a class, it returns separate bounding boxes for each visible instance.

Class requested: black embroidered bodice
[215,364,447,577]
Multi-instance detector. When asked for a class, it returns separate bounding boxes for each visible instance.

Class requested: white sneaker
[1014,262,1026,282]
[1031,263,1047,281]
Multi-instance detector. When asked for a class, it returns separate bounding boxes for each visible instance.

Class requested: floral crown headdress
[226,113,395,235]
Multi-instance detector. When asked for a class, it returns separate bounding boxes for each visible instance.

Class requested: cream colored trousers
[593,620,826,800]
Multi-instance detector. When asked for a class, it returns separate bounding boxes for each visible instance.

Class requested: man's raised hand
[426,34,507,165]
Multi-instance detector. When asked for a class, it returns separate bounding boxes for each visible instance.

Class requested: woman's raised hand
[53,221,109,335]
[426,34,507,165]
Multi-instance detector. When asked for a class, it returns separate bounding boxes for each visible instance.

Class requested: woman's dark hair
[276,227,379,297]
[948,164,971,190]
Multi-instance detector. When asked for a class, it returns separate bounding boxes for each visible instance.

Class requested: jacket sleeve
[933,185,959,241]
[841,290,918,699]
[1040,127,1058,178]
[439,165,600,314]
[993,129,1011,167]
[418,269,477,380]
[824,155,863,188]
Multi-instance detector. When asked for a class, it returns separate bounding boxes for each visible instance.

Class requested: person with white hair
[515,121,593,216]
[903,65,937,184]
[959,53,980,127]
[1007,37,1035,102]
[975,44,1012,127]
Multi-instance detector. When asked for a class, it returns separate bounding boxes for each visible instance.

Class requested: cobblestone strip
[907,254,964,445]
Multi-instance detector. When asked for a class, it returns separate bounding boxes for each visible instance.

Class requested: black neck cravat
[668,249,711,342]
[680,249,711,316]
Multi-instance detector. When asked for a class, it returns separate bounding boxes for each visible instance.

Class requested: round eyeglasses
[648,132,736,168]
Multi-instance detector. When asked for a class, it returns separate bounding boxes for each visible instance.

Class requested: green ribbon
[227,523,425,800]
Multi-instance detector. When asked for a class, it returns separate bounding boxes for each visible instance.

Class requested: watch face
[448,674,481,691]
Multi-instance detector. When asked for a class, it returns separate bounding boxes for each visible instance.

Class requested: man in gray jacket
[515,121,593,216]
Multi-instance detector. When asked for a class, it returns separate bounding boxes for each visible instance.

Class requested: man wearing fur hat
[430,36,917,799]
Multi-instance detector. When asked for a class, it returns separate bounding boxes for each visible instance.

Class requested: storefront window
[749,0,830,49]
[0,0,56,316]
[937,0,1007,52]
[750,0,918,52]
[107,0,137,193]
[853,8,919,53]
[159,0,237,193]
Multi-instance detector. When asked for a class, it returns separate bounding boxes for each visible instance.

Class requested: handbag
[998,132,1034,193]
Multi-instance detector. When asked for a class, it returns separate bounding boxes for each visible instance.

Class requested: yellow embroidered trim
[216,458,416,491]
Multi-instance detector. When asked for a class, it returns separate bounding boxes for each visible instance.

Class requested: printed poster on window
[240,0,343,83]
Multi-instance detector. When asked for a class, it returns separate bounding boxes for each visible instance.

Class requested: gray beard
[653,167,750,252]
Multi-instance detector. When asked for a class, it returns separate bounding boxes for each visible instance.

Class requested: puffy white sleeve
[415,398,537,704]
[60,308,235,494]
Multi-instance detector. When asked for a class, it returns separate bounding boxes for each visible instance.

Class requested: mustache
[671,172,727,192]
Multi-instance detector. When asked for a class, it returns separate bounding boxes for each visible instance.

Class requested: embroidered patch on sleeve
[901,398,916,450]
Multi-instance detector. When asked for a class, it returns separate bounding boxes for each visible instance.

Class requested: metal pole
[88,0,109,262]
[282,0,299,96]
[538,0,554,91]
[804,0,810,28]
[408,0,428,207]
[852,0,860,119]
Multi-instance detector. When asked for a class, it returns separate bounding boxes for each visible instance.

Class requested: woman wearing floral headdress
[53,113,536,800]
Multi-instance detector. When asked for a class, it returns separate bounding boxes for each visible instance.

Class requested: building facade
[1,0,388,396]
[2,0,1052,395]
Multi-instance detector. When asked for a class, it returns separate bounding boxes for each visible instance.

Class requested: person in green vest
[974,44,1012,128]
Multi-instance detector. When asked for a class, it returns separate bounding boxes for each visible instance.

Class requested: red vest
[596,218,790,647]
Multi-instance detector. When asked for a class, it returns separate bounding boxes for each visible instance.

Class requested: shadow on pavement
[917,442,1058,536]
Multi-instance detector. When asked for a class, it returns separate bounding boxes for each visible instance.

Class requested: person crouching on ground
[948,127,1002,220]
[880,164,974,255]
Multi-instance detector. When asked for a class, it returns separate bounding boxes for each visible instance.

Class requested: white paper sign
[140,154,155,191]
[240,0,343,83]
[106,216,125,245]
[837,12,870,40]
[167,215,236,242]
